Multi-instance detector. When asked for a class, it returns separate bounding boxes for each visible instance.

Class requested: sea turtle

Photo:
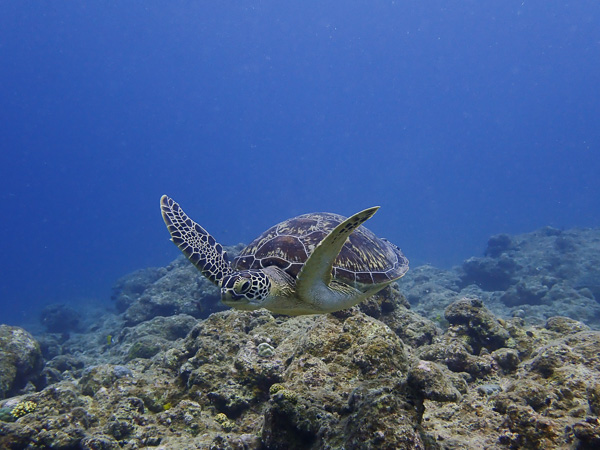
[160,195,409,315]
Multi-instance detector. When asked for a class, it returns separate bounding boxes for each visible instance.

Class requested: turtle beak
[221,287,245,302]
[221,288,260,310]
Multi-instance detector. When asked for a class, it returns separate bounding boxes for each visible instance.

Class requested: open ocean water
[1,2,599,326]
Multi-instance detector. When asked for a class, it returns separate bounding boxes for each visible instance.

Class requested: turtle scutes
[160,195,409,315]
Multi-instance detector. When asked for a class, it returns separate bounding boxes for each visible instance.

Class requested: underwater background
[1,1,599,326]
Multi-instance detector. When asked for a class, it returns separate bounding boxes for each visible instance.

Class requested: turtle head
[221,270,271,310]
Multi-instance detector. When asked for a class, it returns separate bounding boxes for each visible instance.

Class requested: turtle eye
[234,279,252,294]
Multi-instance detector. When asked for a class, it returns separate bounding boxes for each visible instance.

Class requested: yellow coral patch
[11,401,37,419]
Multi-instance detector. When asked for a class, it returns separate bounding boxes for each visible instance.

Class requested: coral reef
[1,300,599,448]
[114,255,240,325]
[403,226,600,327]
[0,225,599,448]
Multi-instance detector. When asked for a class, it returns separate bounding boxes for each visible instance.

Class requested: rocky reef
[403,226,600,328]
[1,226,599,449]
[0,326,42,399]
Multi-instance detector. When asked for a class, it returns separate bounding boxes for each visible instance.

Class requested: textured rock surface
[1,309,426,449]
[0,326,43,399]
[120,258,224,324]
[1,225,600,448]
[2,298,600,448]
[403,226,600,328]
[114,245,244,324]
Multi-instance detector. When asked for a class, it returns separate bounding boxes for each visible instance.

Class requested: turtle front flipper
[296,206,380,311]
[160,195,232,286]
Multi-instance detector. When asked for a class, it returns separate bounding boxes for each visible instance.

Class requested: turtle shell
[233,212,408,288]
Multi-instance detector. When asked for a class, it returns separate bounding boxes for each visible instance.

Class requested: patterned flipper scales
[160,195,232,286]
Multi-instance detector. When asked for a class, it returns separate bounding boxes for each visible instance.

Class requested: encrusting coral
[10,401,37,419]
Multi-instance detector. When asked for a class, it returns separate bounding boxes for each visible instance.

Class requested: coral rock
[0,325,43,399]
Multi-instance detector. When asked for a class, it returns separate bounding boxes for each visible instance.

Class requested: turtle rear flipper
[296,206,380,310]
[160,195,232,286]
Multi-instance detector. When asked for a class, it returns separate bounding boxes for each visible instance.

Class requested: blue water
[1,2,599,325]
